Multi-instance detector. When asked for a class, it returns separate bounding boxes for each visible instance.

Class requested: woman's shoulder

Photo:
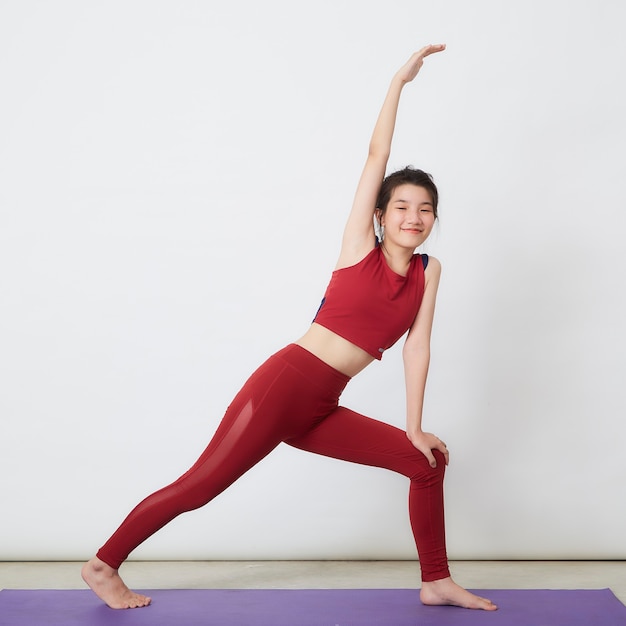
[422,255,441,286]
[415,252,440,271]
[420,253,440,269]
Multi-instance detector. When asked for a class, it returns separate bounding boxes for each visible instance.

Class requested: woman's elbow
[402,340,430,362]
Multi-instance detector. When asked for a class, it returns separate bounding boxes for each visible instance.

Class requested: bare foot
[81,556,151,609]
[420,576,497,610]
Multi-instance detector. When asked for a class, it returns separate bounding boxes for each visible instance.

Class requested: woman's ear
[375,208,384,228]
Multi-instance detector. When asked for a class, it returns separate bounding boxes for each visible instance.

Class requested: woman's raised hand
[396,44,446,84]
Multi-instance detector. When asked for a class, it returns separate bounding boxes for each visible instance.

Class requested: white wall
[1,0,625,561]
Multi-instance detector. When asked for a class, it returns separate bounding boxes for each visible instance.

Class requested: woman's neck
[380,241,415,276]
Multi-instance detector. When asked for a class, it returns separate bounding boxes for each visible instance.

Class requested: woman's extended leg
[83,345,349,609]
[82,361,291,608]
[286,406,497,610]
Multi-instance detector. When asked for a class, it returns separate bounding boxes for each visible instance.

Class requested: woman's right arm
[336,44,445,270]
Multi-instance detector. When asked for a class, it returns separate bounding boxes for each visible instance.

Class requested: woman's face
[379,184,436,249]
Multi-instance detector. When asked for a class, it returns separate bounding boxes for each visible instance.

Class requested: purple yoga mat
[0,588,625,626]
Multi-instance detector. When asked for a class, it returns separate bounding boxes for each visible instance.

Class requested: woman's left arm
[403,257,449,468]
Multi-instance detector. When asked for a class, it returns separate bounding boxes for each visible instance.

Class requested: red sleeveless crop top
[313,245,426,360]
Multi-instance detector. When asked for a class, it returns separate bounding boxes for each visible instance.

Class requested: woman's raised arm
[336,44,445,270]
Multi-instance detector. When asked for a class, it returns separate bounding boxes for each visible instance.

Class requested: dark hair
[376,166,439,220]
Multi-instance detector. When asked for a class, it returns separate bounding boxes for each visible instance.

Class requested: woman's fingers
[437,439,450,465]
[420,43,446,57]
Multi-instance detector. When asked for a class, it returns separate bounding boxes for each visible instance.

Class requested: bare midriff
[295,322,376,378]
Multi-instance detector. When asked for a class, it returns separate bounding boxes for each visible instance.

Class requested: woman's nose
[408,209,422,224]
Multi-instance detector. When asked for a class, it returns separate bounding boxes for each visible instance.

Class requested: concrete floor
[1,561,625,605]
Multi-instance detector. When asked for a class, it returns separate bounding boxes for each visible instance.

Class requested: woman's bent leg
[286,406,497,610]
[286,406,449,581]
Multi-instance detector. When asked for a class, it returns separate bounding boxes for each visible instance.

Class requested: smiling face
[378,184,436,251]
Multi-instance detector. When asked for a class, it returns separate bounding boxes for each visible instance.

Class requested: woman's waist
[294,323,375,378]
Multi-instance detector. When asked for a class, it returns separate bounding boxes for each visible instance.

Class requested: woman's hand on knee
[407,431,449,468]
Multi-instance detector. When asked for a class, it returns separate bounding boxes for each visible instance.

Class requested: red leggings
[97,344,449,582]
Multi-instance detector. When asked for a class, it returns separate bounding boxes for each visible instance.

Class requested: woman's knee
[408,448,446,483]
[432,449,447,469]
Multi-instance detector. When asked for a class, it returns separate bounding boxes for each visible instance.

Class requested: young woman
[82,44,497,612]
